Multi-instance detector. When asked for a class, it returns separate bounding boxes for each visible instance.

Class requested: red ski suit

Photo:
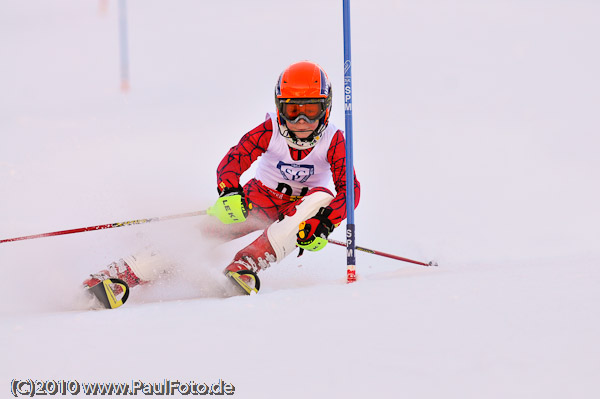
[212,118,360,241]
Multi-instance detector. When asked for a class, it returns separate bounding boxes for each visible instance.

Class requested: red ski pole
[0,210,207,244]
[327,238,438,267]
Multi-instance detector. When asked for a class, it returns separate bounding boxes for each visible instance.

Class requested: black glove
[219,185,244,198]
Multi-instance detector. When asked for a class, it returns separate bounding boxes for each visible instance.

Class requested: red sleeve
[326,130,361,226]
[216,119,273,192]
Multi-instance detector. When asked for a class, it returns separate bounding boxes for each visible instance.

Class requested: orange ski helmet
[275,61,332,148]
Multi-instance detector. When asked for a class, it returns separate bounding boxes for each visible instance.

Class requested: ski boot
[223,232,276,295]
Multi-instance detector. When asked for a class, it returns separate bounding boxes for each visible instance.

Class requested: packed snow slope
[1,1,599,398]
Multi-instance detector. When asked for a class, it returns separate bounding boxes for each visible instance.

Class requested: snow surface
[1,1,600,398]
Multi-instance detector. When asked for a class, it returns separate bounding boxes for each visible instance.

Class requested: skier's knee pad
[123,250,170,282]
[267,191,334,262]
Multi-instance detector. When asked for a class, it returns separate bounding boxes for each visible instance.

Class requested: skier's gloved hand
[208,186,250,224]
[297,207,335,252]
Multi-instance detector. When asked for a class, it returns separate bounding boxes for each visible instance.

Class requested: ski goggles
[280,100,326,123]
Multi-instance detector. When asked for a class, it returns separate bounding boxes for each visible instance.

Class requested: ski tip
[225,270,260,295]
[87,278,130,309]
[428,261,439,267]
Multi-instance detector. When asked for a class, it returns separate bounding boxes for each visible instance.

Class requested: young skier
[83,61,360,299]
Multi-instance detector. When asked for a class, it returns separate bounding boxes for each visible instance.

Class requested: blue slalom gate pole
[118,0,130,92]
[342,0,356,283]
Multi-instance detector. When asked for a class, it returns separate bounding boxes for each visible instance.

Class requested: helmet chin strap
[279,123,321,149]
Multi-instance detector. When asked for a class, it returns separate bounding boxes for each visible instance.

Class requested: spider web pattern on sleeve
[216,119,273,191]
[326,129,361,226]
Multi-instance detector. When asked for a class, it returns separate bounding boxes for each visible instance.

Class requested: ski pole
[0,210,207,244]
[327,238,438,267]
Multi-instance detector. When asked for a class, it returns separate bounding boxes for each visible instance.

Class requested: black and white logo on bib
[276,161,314,183]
